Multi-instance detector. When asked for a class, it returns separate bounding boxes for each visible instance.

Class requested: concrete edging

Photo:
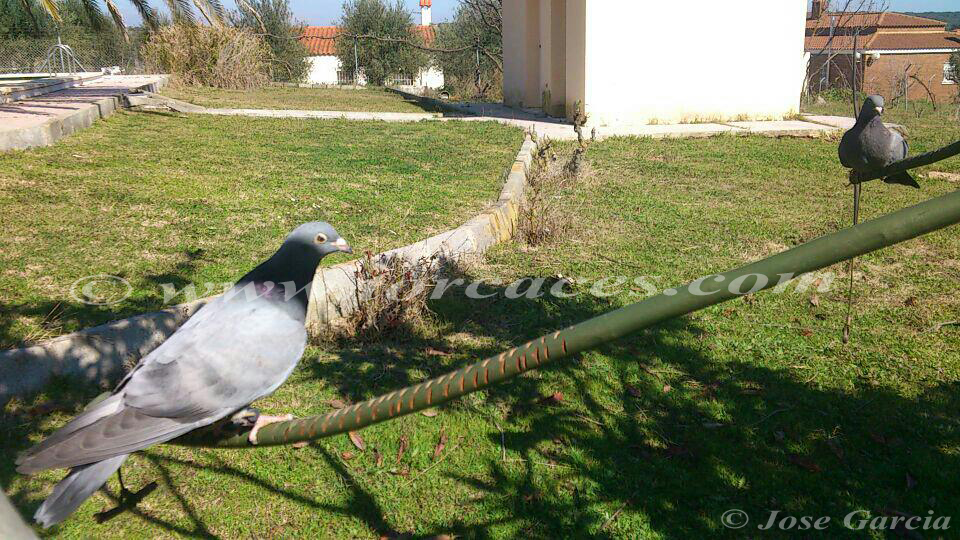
[0,135,537,404]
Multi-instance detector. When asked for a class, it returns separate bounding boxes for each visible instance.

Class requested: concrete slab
[727,120,837,137]
[0,74,168,152]
[595,123,741,140]
[801,114,904,132]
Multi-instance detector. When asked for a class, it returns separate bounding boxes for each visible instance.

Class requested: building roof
[806,11,946,30]
[300,25,437,56]
[805,11,960,52]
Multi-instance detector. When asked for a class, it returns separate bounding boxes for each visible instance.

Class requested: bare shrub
[518,136,580,247]
[142,24,271,89]
[324,251,465,342]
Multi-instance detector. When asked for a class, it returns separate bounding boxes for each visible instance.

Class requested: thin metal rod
[843,182,861,344]
[173,188,960,448]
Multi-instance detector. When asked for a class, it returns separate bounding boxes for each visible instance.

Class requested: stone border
[0,136,536,404]
[0,75,168,153]
[0,73,102,104]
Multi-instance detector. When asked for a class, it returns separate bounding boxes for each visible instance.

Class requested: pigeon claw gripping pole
[173,187,960,449]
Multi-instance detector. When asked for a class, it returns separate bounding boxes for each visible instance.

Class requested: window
[945,62,957,85]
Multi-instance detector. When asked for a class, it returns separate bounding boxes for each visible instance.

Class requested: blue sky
[117,1,956,27]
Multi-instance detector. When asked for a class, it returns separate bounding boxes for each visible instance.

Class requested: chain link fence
[0,35,145,74]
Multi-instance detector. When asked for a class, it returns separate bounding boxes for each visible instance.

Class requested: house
[501,1,808,127]
[299,0,444,89]
[805,1,960,101]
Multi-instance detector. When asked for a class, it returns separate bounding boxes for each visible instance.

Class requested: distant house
[502,1,808,127]
[805,1,960,101]
[299,0,444,89]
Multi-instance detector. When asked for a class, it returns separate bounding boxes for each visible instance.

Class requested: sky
[116,1,955,27]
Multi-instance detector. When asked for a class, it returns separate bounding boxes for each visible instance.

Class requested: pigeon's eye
[315,233,328,244]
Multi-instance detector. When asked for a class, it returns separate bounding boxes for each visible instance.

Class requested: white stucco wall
[503,0,808,126]
[306,55,342,85]
[416,66,445,89]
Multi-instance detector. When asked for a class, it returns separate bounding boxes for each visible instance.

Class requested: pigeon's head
[862,95,885,118]
[283,222,352,259]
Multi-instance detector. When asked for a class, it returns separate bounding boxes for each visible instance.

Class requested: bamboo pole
[174,187,960,448]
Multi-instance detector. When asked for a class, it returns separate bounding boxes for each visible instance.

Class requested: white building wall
[306,55,342,85]
[581,1,807,126]
[503,0,808,126]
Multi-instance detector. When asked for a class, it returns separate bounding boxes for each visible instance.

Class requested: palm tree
[28,0,226,38]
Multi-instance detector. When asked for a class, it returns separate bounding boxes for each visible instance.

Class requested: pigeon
[16,222,351,528]
[839,95,919,188]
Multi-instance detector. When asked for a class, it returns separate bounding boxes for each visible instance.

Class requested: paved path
[1,76,843,152]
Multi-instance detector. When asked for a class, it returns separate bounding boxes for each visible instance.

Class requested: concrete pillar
[549,0,566,117]
[564,0,586,120]
[524,0,542,108]
[502,0,527,108]
[539,0,553,112]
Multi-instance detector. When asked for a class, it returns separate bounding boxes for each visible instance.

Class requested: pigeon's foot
[248,414,294,445]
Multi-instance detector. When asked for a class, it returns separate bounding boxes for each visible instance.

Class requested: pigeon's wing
[887,128,908,164]
[17,296,307,472]
[122,295,308,418]
[838,128,861,169]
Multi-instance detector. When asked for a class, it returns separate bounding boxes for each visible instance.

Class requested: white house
[300,0,444,89]
[502,1,809,126]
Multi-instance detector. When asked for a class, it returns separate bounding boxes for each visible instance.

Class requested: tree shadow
[3,269,958,537]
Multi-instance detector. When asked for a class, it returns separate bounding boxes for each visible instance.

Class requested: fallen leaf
[809,294,820,307]
[905,296,917,307]
[425,347,451,356]
[374,448,384,467]
[800,328,814,337]
[906,472,917,490]
[625,384,643,398]
[434,429,448,460]
[396,435,409,463]
[341,451,355,460]
[348,431,365,451]
[421,409,439,417]
[538,392,564,406]
[662,384,672,394]
[292,441,309,449]
[327,399,347,409]
[722,307,736,317]
[788,454,821,473]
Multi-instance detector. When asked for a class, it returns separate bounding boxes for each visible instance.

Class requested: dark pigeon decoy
[17,222,351,528]
[839,95,919,188]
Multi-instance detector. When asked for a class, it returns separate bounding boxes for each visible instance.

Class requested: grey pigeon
[17,222,351,528]
[839,95,919,188]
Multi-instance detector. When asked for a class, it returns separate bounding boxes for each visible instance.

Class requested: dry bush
[325,251,465,342]
[518,136,581,247]
[142,24,271,89]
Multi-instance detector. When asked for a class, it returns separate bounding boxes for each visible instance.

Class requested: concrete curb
[0,73,102,104]
[0,75,169,153]
[0,135,537,404]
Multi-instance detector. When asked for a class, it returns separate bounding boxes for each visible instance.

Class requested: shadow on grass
[3,271,959,538]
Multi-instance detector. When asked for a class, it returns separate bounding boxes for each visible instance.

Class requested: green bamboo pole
[173,187,960,448]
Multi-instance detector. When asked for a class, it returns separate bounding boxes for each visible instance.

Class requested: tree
[232,0,309,82]
[434,0,502,99]
[335,0,426,86]
[25,0,227,37]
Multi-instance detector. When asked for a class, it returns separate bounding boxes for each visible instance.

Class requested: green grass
[0,111,521,347]
[161,85,439,113]
[4,102,960,538]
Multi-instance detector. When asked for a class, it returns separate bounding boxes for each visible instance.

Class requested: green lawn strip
[0,112,521,346]
[160,85,440,113]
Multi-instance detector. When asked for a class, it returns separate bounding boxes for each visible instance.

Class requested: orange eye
[315,233,328,244]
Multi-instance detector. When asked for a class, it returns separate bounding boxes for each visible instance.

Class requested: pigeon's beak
[876,106,883,115]
[332,237,352,254]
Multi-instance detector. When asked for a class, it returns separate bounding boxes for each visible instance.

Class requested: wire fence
[0,35,145,75]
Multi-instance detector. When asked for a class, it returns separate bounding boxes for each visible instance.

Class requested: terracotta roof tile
[300,25,437,56]
[806,11,946,30]
[806,29,960,52]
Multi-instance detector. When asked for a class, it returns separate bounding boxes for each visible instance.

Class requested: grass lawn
[0,111,521,347]
[3,101,960,538]
[161,85,440,113]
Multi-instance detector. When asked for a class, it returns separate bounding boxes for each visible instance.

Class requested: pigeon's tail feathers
[883,170,920,189]
[17,404,213,474]
[33,454,128,529]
